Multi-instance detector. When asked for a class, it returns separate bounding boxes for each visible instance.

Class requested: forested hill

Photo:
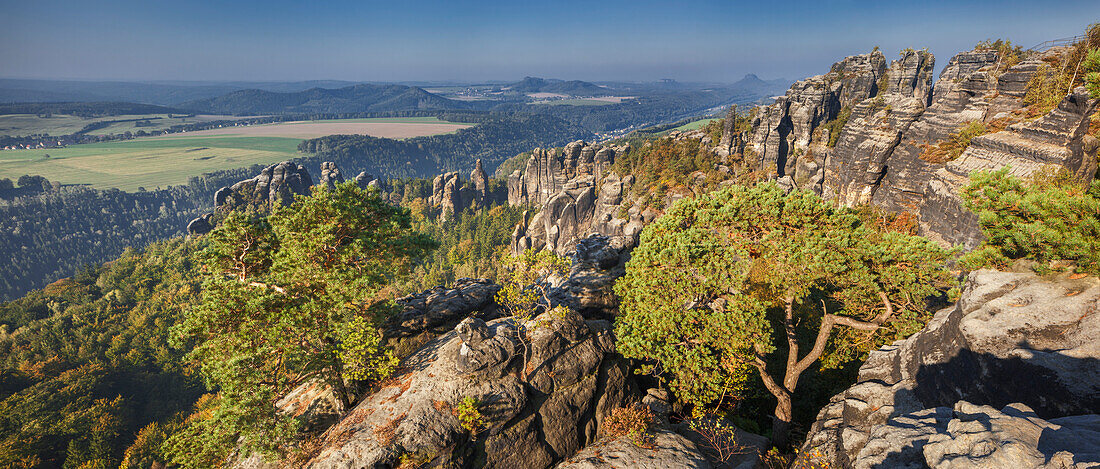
[0,167,260,301]
[181,84,464,115]
[0,102,187,117]
[298,114,590,178]
[506,77,613,96]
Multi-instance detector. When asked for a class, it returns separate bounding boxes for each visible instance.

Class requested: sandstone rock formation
[471,158,489,203]
[724,46,1099,249]
[385,278,503,355]
[507,140,621,208]
[354,170,380,189]
[214,160,313,210]
[919,87,1099,247]
[798,269,1100,468]
[550,235,630,319]
[428,161,499,222]
[507,141,645,255]
[186,213,214,235]
[851,401,1100,469]
[318,161,344,189]
[304,308,636,468]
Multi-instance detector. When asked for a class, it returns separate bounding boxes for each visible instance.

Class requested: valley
[0,4,1098,469]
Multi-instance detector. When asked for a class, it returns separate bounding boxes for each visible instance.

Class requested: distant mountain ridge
[180,84,465,115]
[506,77,613,96]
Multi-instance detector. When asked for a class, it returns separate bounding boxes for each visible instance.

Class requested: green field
[0,136,301,191]
[669,118,719,132]
[0,113,238,137]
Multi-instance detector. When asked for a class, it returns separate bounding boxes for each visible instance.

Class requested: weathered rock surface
[471,158,489,203]
[353,171,379,189]
[214,160,313,210]
[507,141,621,208]
[305,308,636,468]
[428,163,502,222]
[851,401,1100,469]
[551,235,631,319]
[919,87,1099,248]
[508,141,644,255]
[799,269,1100,468]
[186,213,214,235]
[386,278,502,342]
[555,428,713,469]
[732,45,1098,249]
[557,386,768,469]
[318,161,344,189]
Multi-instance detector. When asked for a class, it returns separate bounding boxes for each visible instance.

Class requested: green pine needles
[613,183,951,447]
[166,181,436,464]
[960,167,1100,274]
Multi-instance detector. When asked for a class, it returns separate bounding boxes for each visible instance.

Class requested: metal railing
[1026,35,1083,52]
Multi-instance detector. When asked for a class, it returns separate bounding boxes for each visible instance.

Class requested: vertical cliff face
[747,50,895,185]
[427,159,493,222]
[730,45,1098,248]
[507,140,618,207]
[507,141,643,255]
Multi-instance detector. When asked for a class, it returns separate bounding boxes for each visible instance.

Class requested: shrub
[603,404,655,447]
[920,121,988,164]
[960,167,1100,274]
[822,107,851,148]
[455,396,485,436]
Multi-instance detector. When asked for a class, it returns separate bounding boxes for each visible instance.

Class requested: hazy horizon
[2,0,1099,84]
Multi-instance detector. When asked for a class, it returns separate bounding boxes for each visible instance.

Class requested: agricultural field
[169,117,474,139]
[0,117,478,191]
[668,117,718,132]
[0,136,301,191]
[0,113,237,137]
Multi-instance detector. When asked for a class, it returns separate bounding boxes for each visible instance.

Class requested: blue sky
[1,0,1097,83]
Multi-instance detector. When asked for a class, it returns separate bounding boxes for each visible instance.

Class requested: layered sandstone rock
[730,45,1098,248]
[213,160,313,210]
[428,160,497,221]
[507,142,643,255]
[318,161,344,190]
[798,269,1100,468]
[919,87,1099,247]
[304,308,636,468]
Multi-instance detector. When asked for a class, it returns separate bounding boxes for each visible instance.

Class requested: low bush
[960,167,1100,274]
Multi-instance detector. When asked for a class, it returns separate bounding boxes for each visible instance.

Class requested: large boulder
[304,309,636,468]
[799,269,1100,467]
[386,278,502,356]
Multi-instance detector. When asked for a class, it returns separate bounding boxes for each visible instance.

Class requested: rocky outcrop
[471,158,489,203]
[428,161,501,222]
[507,140,622,208]
[385,278,503,356]
[849,401,1100,469]
[186,213,214,235]
[746,50,899,183]
[305,308,637,468]
[214,160,313,210]
[735,45,1098,249]
[550,235,631,319]
[507,142,645,256]
[798,269,1100,468]
[354,171,380,189]
[318,161,344,190]
[919,87,1099,247]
